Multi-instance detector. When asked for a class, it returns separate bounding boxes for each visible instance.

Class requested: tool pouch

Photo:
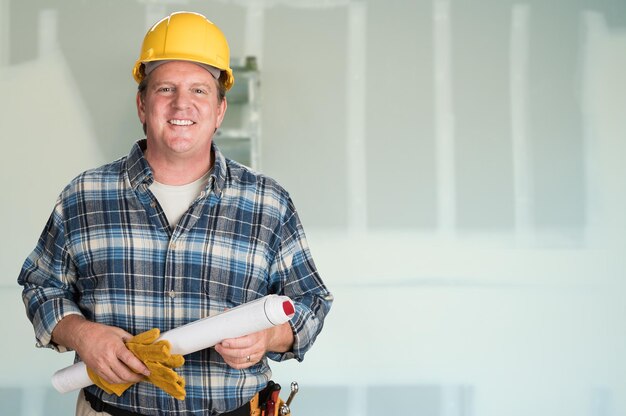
[253,381,294,416]
[251,397,288,416]
[250,394,261,416]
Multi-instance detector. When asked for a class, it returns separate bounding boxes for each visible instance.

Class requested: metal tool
[279,382,299,415]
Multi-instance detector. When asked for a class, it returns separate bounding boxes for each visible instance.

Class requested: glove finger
[87,367,134,397]
[148,370,185,389]
[161,354,185,368]
[145,363,186,400]
[150,377,186,400]
[145,361,179,379]
[129,328,161,345]
[127,343,170,361]
[145,363,185,385]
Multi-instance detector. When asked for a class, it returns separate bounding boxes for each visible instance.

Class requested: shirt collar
[209,142,227,197]
[125,139,226,197]
[126,139,153,189]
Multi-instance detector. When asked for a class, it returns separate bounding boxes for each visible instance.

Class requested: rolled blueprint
[51,294,295,394]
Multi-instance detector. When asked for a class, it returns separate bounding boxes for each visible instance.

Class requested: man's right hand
[51,315,150,384]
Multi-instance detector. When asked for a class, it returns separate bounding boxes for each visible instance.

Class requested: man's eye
[194,89,206,94]
[158,87,172,92]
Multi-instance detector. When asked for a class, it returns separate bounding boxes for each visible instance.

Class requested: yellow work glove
[87,328,186,400]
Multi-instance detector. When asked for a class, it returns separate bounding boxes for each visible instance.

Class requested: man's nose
[172,91,191,109]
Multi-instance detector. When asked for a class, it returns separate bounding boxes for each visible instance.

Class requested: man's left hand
[214,322,293,369]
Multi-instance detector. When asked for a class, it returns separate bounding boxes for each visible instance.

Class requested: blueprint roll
[158,294,295,355]
[51,295,295,394]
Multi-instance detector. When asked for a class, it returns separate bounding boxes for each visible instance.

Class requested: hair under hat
[144,60,221,80]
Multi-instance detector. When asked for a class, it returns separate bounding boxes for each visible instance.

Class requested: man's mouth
[169,119,195,126]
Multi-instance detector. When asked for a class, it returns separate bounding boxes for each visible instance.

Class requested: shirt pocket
[202,248,271,309]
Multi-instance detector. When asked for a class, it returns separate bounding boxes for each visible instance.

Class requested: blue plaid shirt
[18,140,332,415]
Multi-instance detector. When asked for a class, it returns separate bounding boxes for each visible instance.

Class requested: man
[18,11,332,416]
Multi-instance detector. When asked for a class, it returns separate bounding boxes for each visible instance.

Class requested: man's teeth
[169,120,194,126]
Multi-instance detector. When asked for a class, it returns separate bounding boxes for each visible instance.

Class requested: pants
[76,390,112,416]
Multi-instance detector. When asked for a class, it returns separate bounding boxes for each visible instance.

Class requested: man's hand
[87,328,186,399]
[52,315,149,384]
[214,322,294,369]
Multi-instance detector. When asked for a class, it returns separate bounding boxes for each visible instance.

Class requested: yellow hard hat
[133,11,234,90]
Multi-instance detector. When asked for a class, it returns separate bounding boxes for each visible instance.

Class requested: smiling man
[18,11,332,416]
[138,61,227,185]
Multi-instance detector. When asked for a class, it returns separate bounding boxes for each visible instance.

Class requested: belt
[84,389,252,416]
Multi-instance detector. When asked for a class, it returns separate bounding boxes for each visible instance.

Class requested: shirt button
[150,201,157,208]
[169,290,176,299]
[170,242,177,250]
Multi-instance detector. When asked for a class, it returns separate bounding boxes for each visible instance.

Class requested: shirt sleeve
[266,196,333,362]
[17,194,83,352]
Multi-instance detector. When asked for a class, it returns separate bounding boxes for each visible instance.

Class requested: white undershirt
[149,171,211,228]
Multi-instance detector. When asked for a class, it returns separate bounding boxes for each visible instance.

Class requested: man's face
[136,61,227,159]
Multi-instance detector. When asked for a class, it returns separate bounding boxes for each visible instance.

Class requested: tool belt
[251,380,298,416]
[84,380,298,416]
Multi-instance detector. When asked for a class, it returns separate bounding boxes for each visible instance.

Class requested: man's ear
[215,97,227,130]
[136,92,146,124]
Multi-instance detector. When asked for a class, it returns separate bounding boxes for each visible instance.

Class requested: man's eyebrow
[153,81,212,87]
[151,80,174,88]
[190,81,213,89]
[149,80,214,91]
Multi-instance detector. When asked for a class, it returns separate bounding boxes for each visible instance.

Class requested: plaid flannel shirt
[18,140,332,415]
